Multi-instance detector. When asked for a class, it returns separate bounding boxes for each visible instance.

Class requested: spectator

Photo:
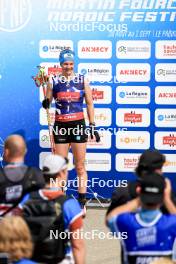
[0,216,37,264]
[106,173,176,264]
[107,149,172,215]
[23,154,85,264]
[0,135,45,216]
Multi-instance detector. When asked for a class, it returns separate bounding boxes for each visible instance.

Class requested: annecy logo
[163,134,176,147]
[81,46,109,53]
[0,0,31,32]
[124,111,142,124]
[158,92,176,98]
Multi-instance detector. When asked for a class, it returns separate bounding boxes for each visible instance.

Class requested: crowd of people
[0,134,176,264]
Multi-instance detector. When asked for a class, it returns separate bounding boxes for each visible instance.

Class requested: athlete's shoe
[81,204,87,218]
[79,199,87,218]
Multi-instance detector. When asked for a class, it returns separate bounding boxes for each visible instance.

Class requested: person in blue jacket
[106,172,176,264]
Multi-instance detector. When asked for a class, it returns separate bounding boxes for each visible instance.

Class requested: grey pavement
[84,208,120,264]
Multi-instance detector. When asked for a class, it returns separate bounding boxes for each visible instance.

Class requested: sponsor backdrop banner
[0,0,176,198]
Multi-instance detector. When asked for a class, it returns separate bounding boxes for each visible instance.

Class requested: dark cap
[136,149,166,177]
[140,173,165,205]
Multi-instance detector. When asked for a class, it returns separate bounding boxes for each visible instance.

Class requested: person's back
[115,211,176,263]
[106,173,176,264]
[23,154,85,264]
[0,135,45,216]
[23,190,71,263]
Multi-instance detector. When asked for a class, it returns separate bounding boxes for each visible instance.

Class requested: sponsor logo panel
[39,130,51,148]
[84,108,112,127]
[78,63,112,82]
[155,86,176,105]
[116,131,150,149]
[90,85,112,104]
[40,108,55,126]
[155,41,176,59]
[78,40,112,59]
[85,153,111,171]
[116,63,150,83]
[155,63,176,82]
[155,109,176,127]
[154,132,176,150]
[117,40,151,59]
[116,86,150,104]
[39,40,73,58]
[116,153,140,172]
[116,108,150,127]
[163,154,176,173]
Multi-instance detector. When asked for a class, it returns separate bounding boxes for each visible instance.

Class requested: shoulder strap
[22,166,34,183]
[23,167,43,192]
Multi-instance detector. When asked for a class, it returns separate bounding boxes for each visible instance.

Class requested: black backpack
[0,166,45,203]
[23,192,69,264]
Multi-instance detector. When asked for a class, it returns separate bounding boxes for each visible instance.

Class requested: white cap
[42,154,68,175]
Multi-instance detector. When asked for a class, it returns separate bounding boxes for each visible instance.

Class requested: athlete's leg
[55,143,70,157]
[71,142,87,204]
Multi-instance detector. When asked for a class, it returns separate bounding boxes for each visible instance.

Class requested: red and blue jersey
[51,74,85,122]
[108,212,176,264]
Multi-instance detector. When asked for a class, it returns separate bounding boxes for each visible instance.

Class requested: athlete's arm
[63,199,85,264]
[46,82,53,103]
[84,79,94,124]
[106,198,140,223]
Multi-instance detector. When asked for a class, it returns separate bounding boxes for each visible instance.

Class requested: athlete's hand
[42,98,50,109]
[89,123,101,143]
